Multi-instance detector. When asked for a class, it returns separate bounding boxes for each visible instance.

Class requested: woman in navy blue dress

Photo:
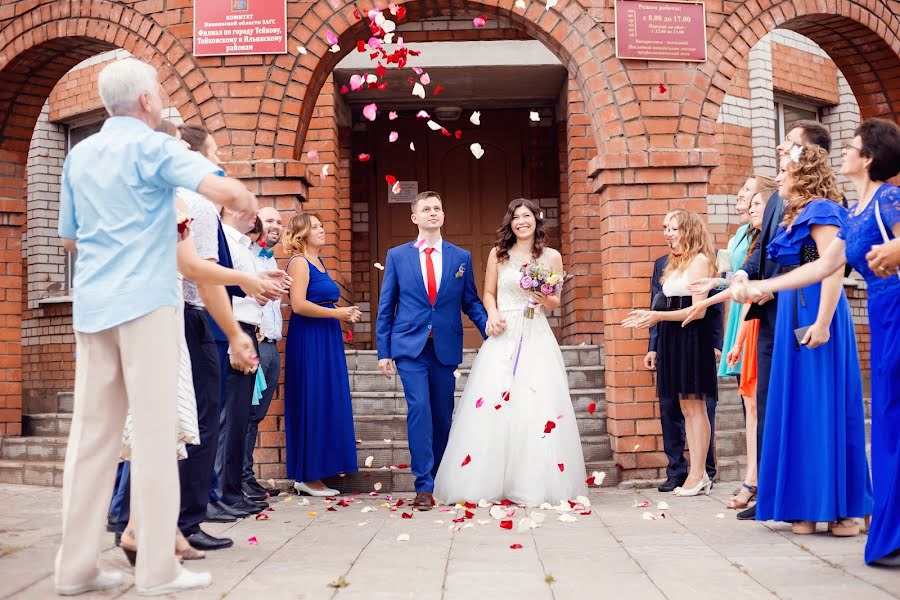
[283,213,361,496]
[747,118,900,565]
[749,144,872,536]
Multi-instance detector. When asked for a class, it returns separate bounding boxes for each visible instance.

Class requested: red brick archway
[0,0,222,435]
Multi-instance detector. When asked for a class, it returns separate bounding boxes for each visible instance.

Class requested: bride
[434,198,588,506]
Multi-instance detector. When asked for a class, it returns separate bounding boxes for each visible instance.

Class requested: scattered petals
[531,512,546,524]
[478,499,491,508]
[374,262,385,270]
[416,110,430,119]
[558,513,578,523]
[557,463,565,472]
[500,520,513,530]
[633,444,641,451]
[329,44,341,54]
[434,85,444,95]
[489,505,506,520]
[385,175,397,186]
[529,111,540,122]
[358,153,371,162]
[267,478,276,488]
[365,455,374,468]
[576,496,592,508]
[327,506,337,512]
[543,420,557,434]
[453,369,461,379]
[502,391,510,402]
[657,501,670,510]
[401,512,413,519]
[539,503,553,511]
[363,103,378,122]
[510,543,524,550]
[389,131,399,142]
[255,513,269,520]
[307,511,318,516]
[461,454,472,467]
[361,506,377,513]
[392,181,401,194]
[409,142,416,151]
[384,438,393,443]
[473,15,487,28]
[517,518,538,532]
[247,535,259,545]
[350,74,364,91]
[389,111,398,120]
[420,73,431,85]
[426,120,442,131]
[412,82,426,99]
[475,397,484,408]
[634,500,650,508]
[454,130,462,140]
[470,143,485,159]
[470,111,481,126]
[396,533,410,542]
[297,497,310,506]
[587,402,597,415]
[494,404,502,410]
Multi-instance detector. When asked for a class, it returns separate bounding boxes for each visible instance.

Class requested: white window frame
[774,96,823,142]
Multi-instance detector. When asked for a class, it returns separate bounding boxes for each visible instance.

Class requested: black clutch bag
[651,292,668,311]
[744,301,766,321]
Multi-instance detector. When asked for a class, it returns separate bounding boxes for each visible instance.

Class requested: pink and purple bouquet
[519,260,567,319]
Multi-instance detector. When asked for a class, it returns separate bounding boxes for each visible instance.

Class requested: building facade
[1,0,898,484]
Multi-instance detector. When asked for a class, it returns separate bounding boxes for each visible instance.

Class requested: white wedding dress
[434,250,588,506]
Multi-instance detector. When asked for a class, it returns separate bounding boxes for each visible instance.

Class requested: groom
[376,191,494,510]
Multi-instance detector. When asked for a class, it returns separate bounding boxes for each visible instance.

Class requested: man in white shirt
[218,206,273,515]
[243,207,284,499]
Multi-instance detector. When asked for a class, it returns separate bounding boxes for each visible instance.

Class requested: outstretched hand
[621,310,660,330]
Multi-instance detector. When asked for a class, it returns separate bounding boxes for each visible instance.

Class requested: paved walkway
[0,483,897,599]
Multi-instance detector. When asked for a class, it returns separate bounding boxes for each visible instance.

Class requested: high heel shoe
[294,481,334,497]
[791,521,816,535]
[726,483,757,509]
[119,530,138,567]
[674,475,712,497]
[828,518,860,537]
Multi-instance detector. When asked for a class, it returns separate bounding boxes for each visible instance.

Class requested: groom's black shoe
[412,492,434,511]
[658,476,686,493]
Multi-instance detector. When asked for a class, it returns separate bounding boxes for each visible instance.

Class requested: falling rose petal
[657,501,670,510]
[473,15,487,28]
[529,111,540,122]
[353,8,361,19]
[248,536,259,545]
[255,513,269,520]
[557,463,565,472]
[296,45,308,55]
[413,239,426,249]
[659,83,668,94]
[307,150,319,161]
[461,454,472,467]
[340,85,349,95]
[374,262,385,271]
[416,110,430,119]
[543,420,557,434]
[500,520,513,530]
[322,164,330,177]
[510,543,524,550]
[426,120,442,132]
[364,455,374,468]
[475,397,484,408]
[615,463,625,472]
[587,402,597,415]
[440,127,451,137]
[545,0,558,10]
[391,181,401,194]
[494,404,501,410]
[413,67,424,75]
[365,73,378,85]
[586,475,596,485]
[434,85,444,95]
[389,131,399,142]
[385,175,397,186]
[412,82,426,99]
[420,73,431,85]
[383,32,395,44]
[409,142,416,151]
[326,31,339,46]
[454,130,462,139]
[515,0,526,8]
[470,111,481,126]
[373,482,383,491]
[329,44,341,54]
[502,391,510,402]
[358,153,371,162]
[356,40,366,53]
[384,438,392,443]
[453,369,461,379]
[389,111,398,120]
[350,74,363,91]
[362,103,378,122]
[396,533,410,542]
[368,37,382,50]
[633,444,640,451]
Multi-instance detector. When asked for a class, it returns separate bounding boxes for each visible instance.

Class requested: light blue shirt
[58,116,222,333]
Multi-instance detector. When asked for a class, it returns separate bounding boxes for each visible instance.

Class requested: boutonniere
[455,263,466,278]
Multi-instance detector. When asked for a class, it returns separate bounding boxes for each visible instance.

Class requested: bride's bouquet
[519,261,567,319]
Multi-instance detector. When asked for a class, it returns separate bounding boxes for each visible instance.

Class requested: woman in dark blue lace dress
[747,144,872,537]
[748,119,900,566]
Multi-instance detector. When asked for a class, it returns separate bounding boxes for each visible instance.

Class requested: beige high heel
[828,518,860,537]
[791,521,816,535]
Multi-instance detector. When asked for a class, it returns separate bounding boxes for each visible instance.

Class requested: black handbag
[651,292,668,312]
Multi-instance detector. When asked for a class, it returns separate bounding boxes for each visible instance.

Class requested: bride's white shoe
[674,474,712,497]
[294,481,337,497]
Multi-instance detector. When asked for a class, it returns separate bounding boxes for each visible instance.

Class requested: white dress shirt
[222,223,263,326]
[418,237,443,294]
[251,243,283,341]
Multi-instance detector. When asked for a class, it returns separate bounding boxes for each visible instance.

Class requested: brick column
[0,198,24,436]
[591,149,718,480]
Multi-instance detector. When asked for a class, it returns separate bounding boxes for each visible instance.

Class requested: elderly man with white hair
[55,58,259,596]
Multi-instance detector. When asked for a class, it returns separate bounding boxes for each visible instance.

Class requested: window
[67,119,104,150]
[774,98,822,142]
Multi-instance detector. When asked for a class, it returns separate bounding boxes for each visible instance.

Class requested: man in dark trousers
[729,119,833,520]
[646,254,724,492]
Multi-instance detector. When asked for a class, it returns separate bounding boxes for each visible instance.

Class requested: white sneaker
[56,569,124,596]
[294,481,332,497]
[136,567,212,596]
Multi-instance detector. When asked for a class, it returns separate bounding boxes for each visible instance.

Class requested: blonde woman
[623,209,719,496]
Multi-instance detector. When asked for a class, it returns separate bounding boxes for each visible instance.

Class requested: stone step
[348,365,605,394]
[351,388,606,417]
[352,412,608,441]
[344,346,604,371]
[316,460,621,495]
[24,413,72,437]
[58,391,74,414]
[353,434,612,468]
[0,459,64,486]
[0,436,68,462]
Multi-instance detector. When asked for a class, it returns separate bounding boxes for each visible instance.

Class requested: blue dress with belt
[839,184,900,563]
[284,257,358,483]
[756,199,873,523]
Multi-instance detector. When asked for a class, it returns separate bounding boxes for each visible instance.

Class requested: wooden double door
[368,110,529,348]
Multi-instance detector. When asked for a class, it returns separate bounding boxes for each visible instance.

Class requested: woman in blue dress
[283,212,361,496]
[746,118,900,565]
[749,144,872,537]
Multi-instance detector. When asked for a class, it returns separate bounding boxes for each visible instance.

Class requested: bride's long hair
[494,198,547,263]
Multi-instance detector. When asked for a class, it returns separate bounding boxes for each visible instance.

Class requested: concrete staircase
[0,392,72,486]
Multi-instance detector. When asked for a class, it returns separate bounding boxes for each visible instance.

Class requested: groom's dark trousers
[376,240,488,493]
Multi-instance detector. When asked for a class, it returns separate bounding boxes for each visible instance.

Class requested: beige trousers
[56,307,180,589]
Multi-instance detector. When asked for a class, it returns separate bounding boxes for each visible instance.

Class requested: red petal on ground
[463,502,476,509]
[500,520,513,530]
[558,463,565,472]
[395,499,405,507]
[327,507,337,512]
[580,511,592,516]
[461,454,472,467]
[587,401,597,415]
[255,513,270,520]
[357,40,366,52]
[500,499,512,507]
[464,510,475,519]
[402,512,413,519]
[396,464,409,469]
[409,49,421,56]
[509,543,523,549]
[452,517,466,523]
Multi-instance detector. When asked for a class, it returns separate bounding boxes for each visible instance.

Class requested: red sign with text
[193,0,287,57]
[615,0,707,62]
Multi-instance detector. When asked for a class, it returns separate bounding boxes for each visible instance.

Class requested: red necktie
[424,247,437,304]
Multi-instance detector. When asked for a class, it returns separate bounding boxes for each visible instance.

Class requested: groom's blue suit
[376,240,488,492]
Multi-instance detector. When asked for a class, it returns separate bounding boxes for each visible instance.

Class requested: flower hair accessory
[789,145,802,163]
